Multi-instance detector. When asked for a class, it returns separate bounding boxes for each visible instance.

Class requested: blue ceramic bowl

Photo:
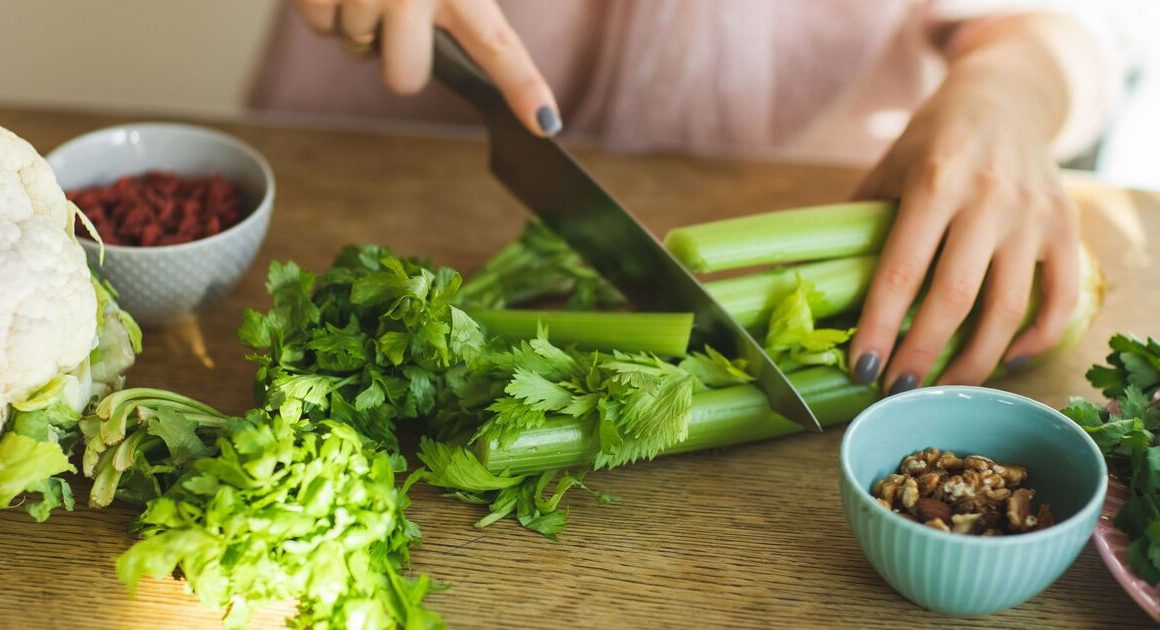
[839,386,1106,616]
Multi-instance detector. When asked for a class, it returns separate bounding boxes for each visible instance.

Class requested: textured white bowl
[48,123,274,327]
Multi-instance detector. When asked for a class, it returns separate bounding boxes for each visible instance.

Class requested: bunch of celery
[430,202,1105,524]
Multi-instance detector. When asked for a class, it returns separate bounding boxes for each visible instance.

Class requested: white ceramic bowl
[48,123,275,327]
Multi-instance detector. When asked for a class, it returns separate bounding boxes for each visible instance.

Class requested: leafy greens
[1061,334,1160,585]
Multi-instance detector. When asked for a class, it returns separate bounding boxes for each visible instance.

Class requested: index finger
[440,0,561,136]
[849,166,957,385]
[296,0,340,34]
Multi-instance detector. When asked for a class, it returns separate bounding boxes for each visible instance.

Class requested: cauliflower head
[0,125,140,520]
[0,132,96,415]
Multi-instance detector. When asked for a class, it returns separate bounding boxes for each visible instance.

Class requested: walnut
[1006,488,1038,532]
[915,472,942,497]
[994,462,1028,487]
[875,498,892,510]
[939,474,978,501]
[935,451,963,473]
[900,453,931,476]
[983,487,1011,502]
[924,518,951,532]
[951,513,984,535]
[915,497,952,523]
[900,477,920,510]
[980,470,1006,490]
[874,474,906,506]
[962,455,995,472]
[952,495,999,515]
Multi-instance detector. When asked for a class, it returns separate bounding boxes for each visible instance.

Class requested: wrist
[938,15,1076,142]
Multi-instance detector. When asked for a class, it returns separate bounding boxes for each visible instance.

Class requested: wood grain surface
[0,108,1156,629]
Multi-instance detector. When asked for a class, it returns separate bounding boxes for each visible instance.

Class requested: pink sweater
[250,0,1139,165]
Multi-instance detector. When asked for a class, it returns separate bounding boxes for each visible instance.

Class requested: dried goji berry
[70,170,244,246]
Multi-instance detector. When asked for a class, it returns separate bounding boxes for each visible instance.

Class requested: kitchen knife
[432,30,820,432]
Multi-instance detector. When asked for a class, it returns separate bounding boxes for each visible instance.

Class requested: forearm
[939,12,1115,153]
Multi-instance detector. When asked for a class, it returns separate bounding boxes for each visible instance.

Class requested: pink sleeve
[925,0,1148,159]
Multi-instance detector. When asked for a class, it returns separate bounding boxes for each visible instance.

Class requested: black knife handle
[433,29,506,118]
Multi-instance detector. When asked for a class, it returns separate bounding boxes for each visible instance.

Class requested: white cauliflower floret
[0,127,69,229]
[0,213,96,411]
[0,126,98,422]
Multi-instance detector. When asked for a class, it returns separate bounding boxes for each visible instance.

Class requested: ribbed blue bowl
[839,386,1106,616]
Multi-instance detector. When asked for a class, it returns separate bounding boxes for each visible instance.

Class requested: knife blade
[432,30,820,432]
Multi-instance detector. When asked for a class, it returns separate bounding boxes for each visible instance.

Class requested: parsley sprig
[1062,334,1160,584]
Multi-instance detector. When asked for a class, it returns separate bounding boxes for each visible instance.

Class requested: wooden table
[1,108,1157,629]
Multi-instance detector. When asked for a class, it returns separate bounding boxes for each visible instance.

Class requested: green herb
[117,412,440,630]
[1061,334,1160,585]
[113,246,486,628]
[239,245,487,446]
[457,221,626,310]
[763,280,854,371]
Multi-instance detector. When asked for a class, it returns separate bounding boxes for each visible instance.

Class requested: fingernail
[1005,356,1030,372]
[536,106,562,135]
[889,373,919,396]
[852,352,880,384]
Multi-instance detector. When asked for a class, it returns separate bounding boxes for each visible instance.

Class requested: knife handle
[433,29,505,116]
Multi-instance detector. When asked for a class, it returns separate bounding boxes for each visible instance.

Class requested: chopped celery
[470,309,694,357]
[665,201,896,273]
[707,256,877,330]
[475,366,878,475]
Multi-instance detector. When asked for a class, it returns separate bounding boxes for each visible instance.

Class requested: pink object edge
[1093,476,1160,620]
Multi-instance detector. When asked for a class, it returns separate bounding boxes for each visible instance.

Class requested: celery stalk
[706,256,877,330]
[470,309,694,357]
[665,201,896,273]
[476,366,878,475]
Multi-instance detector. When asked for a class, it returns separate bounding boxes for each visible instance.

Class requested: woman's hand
[294,0,560,136]
[849,17,1085,393]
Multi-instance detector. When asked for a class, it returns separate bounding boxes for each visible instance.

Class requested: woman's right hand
[295,0,561,136]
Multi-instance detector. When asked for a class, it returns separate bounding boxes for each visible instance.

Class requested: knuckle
[915,155,950,192]
[970,169,1003,199]
[990,291,1028,324]
[879,261,924,292]
[934,275,978,315]
[476,22,522,59]
[898,342,944,370]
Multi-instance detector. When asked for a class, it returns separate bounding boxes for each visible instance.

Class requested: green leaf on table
[418,437,525,492]
[0,432,75,508]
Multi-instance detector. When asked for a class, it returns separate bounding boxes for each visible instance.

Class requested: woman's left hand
[848,34,1082,393]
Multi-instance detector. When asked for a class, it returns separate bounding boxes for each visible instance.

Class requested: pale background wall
[0,1,281,117]
[0,1,1154,187]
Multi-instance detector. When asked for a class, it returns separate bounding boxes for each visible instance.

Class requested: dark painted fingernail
[852,352,880,384]
[1005,356,1030,372]
[889,373,919,396]
[536,106,561,135]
